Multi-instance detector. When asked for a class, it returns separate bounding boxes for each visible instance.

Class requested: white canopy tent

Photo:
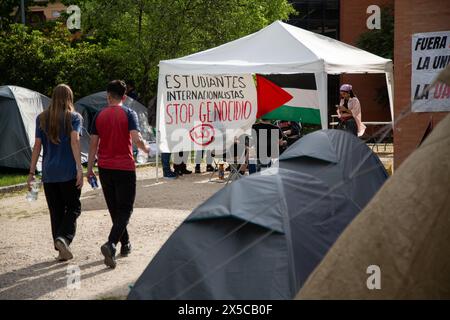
[155,20,394,179]
[157,20,394,131]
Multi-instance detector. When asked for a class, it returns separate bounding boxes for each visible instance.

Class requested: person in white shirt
[336,84,366,137]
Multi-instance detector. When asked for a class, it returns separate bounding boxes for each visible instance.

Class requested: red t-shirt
[90,105,140,171]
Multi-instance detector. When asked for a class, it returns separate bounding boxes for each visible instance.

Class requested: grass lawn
[0,166,106,188]
[0,173,28,188]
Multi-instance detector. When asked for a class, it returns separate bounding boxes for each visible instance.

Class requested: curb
[135,160,161,169]
[0,182,28,194]
[0,163,158,195]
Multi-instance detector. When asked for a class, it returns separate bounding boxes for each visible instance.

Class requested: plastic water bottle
[136,148,148,164]
[26,179,41,202]
[148,143,157,158]
[88,175,98,189]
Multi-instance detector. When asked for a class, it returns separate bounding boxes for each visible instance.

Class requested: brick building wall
[340,0,393,124]
[29,1,66,21]
[394,0,450,167]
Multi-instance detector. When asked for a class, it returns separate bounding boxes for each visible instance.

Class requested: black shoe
[55,237,73,261]
[181,168,192,174]
[120,242,132,257]
[163,170,177,180]
[173,165,183,176]
[101,242,117,269]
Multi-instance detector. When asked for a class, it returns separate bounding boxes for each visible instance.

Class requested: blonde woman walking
[28,84,83,261]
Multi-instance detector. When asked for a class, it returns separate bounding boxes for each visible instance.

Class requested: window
[287,1,341,124]
[288,0,339,39]
[28,11,46,25]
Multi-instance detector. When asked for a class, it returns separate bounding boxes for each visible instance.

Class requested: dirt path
[0,166,224,300]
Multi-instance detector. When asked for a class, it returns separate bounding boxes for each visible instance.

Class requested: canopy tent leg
[155,131,159,183]
[385,71,394,125]
[315,72,328,130]
[155,73,165,183]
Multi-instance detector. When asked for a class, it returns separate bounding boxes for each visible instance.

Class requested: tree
[356,6,394,60]
[1,1,295,103]
[62,0,296,104]
[356,6,394,106]
[0,23,127,99]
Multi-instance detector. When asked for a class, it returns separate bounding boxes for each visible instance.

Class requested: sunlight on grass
[0,173,28,188]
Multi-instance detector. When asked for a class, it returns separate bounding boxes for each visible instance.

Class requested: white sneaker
[55,237,73,261]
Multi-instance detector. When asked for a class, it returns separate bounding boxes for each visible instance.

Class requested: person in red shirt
[87,80,149,269]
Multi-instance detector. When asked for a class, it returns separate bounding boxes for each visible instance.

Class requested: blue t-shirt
[35,112,83,183]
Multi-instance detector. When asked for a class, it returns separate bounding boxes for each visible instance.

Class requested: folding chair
[208,136,249,183]
[225,139,249,185]
[208,155,244,183]
[225,162,246,184]
[208,151,226,183]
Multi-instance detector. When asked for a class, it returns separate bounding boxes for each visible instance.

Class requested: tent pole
[315,71,329,129]
[155,129,159,183]
[155,71,164,183]
[385,71,395,126]
[21,0,26,25]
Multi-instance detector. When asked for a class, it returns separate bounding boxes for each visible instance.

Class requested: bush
[0,23,129,99]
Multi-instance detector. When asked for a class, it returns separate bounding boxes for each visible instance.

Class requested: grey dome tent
[0,85,50,170]
[128,130,388,300]
[278,129,389,209]
[75,92,153,163]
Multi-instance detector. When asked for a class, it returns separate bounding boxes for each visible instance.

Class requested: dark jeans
[99,167,136,246]
[161,152,171,175]
[337,118,358,136]
[43,179,81,248]
[248,162,257,174]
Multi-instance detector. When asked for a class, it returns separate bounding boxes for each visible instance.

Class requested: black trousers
[99,167,136,246]
[43,179,81,248]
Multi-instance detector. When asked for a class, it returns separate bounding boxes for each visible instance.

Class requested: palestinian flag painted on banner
[259,73,320,124]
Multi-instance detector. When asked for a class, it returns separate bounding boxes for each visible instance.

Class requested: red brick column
[394,0,450,168]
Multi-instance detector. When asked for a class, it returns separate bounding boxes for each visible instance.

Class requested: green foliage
[0,0,20,29]
[69,0,295,103]
[356,6,394,107]
[0,24,55,96]
[0,0,295,103]
[356,6,394,60]
[0,23,127,98]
